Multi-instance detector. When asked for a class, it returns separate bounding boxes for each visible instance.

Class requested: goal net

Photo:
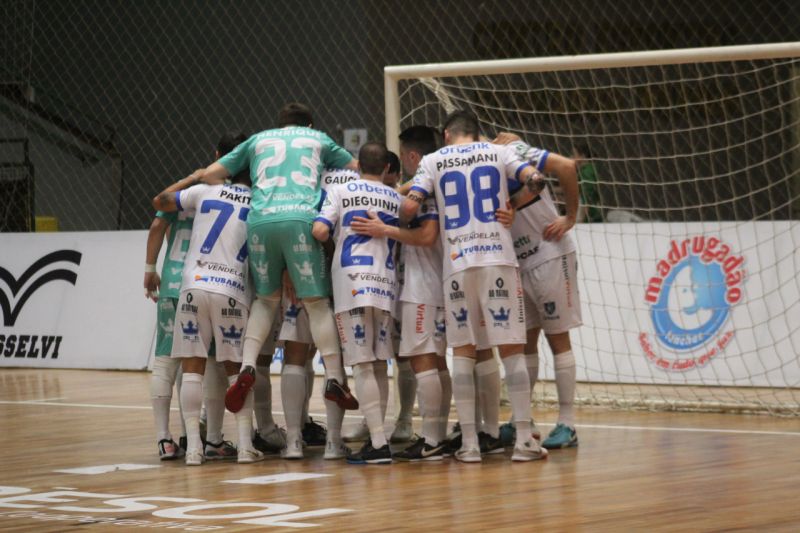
[385,43,800,415]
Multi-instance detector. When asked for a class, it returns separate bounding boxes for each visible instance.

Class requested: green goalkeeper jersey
[218,126,353,227]
[156,210,194,299]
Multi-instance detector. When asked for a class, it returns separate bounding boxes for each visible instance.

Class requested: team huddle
[144,103,582,465]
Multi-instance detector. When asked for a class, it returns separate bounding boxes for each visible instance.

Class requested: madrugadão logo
[639,236,745,371]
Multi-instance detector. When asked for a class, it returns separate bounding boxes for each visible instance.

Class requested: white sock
[176,366,186,438]
[353,362,387,448]
[180,372,203,452]
[304,299,340,359]
[554,351,577,428]
[303,356,315,425]
[321,352,345,444]
[281,364,307,444]
[438,369,452,437]
[475,358,500,438]
[415,368,442,445]
[396,359,416,422]
[241,297,281,369]
[203,361,227,444]
[254,365,275,434]
[525,352,539,398]
[228,374,254,452]
[375,360,389,423]
[452,356,478,449]
[150,357,180,442]
[502,353,533,441]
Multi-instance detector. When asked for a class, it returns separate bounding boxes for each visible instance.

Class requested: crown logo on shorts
[489,307,510,321]
[181,321,199,335]
[219,325,243,339]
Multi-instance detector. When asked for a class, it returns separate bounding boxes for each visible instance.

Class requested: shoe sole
[205,454,237,461]
[481,447,506,455]
[324,389,360,410]
[237,453,266,464]
[512,446,549,461]
[455,456,482,463]
[542,439,578,450]
[225,371,255,413]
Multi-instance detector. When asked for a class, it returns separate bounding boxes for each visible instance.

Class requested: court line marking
[1,399,798,437]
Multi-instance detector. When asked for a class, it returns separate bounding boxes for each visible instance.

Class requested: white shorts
[522,252,582,334]
[444,265,526,350]
[398,302,446,358]
[335,307,394,366]
[172,290,248,363]
[278,299,313,345]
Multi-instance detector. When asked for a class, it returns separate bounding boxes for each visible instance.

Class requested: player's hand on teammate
[351,211,387,238]
[492,132,522,145]
[543,215,575,242]
[144,272,161,301]
[495,200,515,228]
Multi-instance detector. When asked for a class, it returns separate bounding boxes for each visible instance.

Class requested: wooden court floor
[1,369,799,532]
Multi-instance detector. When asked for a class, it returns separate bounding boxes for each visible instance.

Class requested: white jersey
[319,167,360,208]
[507,140,576,270]
[411,141,529,280]
[316,179,401,314]
[177,183,252,306]
[399,196,444,306]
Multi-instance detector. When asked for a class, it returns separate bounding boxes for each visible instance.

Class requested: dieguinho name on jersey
[342,196,399,211]
[435,152,498,171]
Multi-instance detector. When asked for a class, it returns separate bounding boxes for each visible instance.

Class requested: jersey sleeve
[410,155,435,197]
[218,135,254,176]
[321,134,354,169]
[314,184,339,230]
[500,144,532,183]
[175,184,208,212]
[155,210,178,224]
[416,196,439,222]
[508,140,550,172]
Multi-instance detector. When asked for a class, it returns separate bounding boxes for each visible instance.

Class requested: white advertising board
[1,231,154,370]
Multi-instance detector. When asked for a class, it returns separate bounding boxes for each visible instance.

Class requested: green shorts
[248,219,331,299]
[155,297,216,357]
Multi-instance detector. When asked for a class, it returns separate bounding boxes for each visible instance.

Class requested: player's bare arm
[143,216,169,301]
[395,180,414,196]
[351,211,438,246]
[196,161,230,185]
[151,172,203,212]
[541,152,579,242]
[495,200,515,228]
[400,191,424,225]
[311,220,330,242]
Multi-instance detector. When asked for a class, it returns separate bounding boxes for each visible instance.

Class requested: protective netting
[2,0,800,230]
[393,53,800,414]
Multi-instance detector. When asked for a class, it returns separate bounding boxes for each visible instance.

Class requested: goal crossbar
[384,42,800,153]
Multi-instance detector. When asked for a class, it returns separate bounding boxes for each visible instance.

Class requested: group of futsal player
[143,102,583,465]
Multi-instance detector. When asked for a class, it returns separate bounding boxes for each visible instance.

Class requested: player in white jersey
[495,133,582,450]
[144,133,249,461]
[152,168,262,466]
[313,142,401,464]
[401,110,549,463]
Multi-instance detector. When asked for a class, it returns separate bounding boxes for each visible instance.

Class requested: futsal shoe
[499,420,542,446]
[478,431,505,455]
[542,423,578,449]
[390,418,414,443]
[441,431,462,457]
[302,418,327,447]
[237,447,265,464]
[346,440,392,464]
[393,437,445,462]
[511,439,549,462]
[225,366,255,413]
[324,378,359,410]
[323,440,351,460]
[179,435,188,453]
[454,446,482,463]
[281,437,304,460]
[253,426,286,454]
[342,418,370,442]
[185,449,205,466]
[158,439,183,460]
[204,439,238,460]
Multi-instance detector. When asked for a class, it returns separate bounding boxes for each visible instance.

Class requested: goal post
[384,43,800,415]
